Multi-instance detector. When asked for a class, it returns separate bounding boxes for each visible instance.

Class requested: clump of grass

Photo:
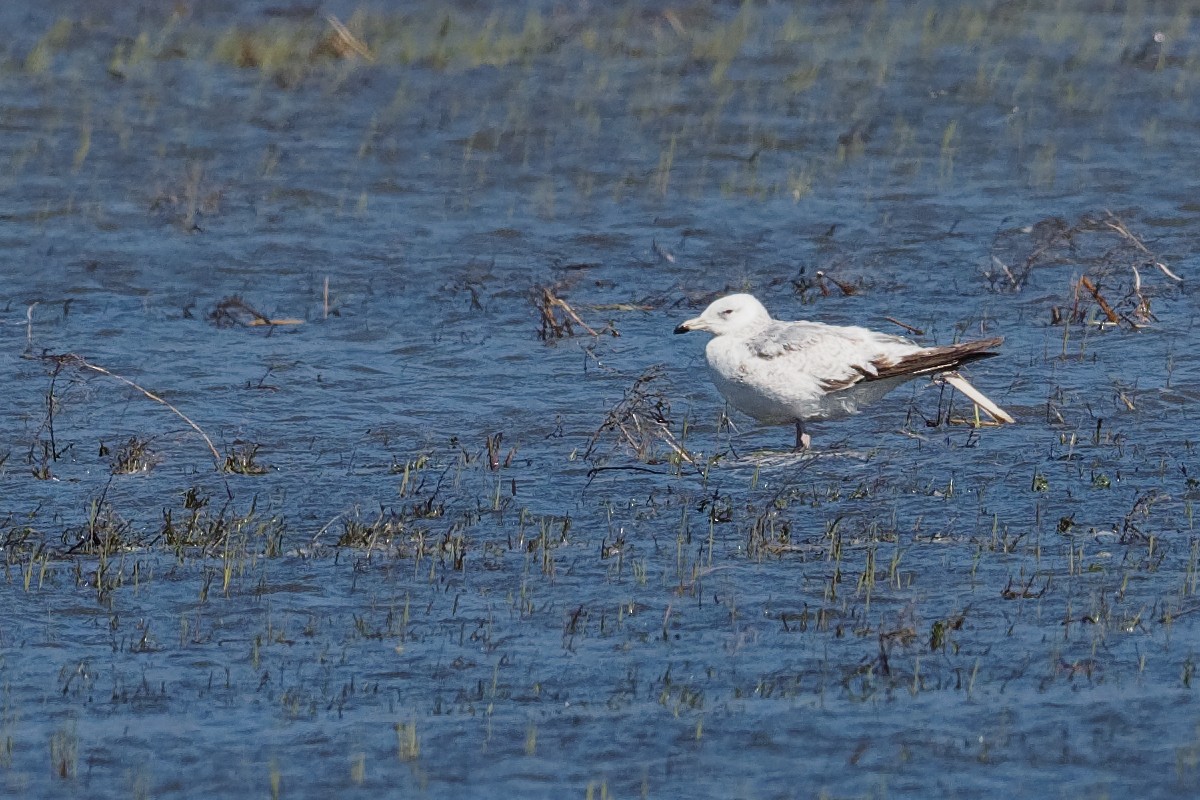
[47,7,572,82]
[49,724,77,780]
[212,13,375,86]
[337,510,409,549]
[746,485,811,558]
[213,21,319,72]
[396,721,420,761]
[484,432,518,471]
[929,612,967,653]
[335,508,466,569]
[224,443,270,475]
[106,436,156,475]
[61,490,149,601]
[584,367,695,467]
[159,489,285,557]
[63,494,134,556]
[0,516,41,562]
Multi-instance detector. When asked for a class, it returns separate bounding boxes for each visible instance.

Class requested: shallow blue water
[1,1,1199,797]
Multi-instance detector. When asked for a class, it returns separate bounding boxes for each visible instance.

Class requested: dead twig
[1003,212,1180,328]
[43,353,222,469]
[210,296,303,327]
[989,211,1182,295]
[815,270,858,296]
[535,287,617,339]
[883,317,924,336]
[1078,276,1120,324]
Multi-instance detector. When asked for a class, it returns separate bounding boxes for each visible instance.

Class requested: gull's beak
[674,316,703,334]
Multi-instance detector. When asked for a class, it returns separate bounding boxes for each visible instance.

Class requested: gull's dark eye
[720,308,733,317]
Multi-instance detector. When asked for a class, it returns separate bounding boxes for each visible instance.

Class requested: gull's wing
[746,321,919,390]
[868,337,1004,380]
[748,322,1003,393]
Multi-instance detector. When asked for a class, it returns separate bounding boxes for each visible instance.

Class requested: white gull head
[673,293,772,336]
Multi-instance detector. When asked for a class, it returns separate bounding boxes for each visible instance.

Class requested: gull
[674,293,1013,450]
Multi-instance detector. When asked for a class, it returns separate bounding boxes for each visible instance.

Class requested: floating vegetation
[335,508,465,569]
[209,296,303,328]
[987,211,1182,329]
[157,489,285,558]
[534,286,616,339]
[337,509,410,549]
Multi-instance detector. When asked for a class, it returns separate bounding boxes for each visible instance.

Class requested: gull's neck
[729,316,772,337]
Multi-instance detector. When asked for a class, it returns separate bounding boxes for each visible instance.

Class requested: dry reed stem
[544,288,599,336]
[325,15,374,61]
[1101,212,1182,281]
[937,371,1015,425]
[884,317,924,335]
[25,302,38,347]
[48,353,222,468]
[537,287,618,338]
[617,414,695,465]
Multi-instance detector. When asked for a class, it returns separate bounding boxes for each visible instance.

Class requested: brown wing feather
[819,364,874,392]
[817,337,1003,393]
[865,337,1003,382]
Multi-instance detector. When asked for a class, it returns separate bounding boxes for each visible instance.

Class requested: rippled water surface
[2,1,1200,797]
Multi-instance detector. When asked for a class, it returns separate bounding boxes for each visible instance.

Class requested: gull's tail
[868,337,1014,425]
